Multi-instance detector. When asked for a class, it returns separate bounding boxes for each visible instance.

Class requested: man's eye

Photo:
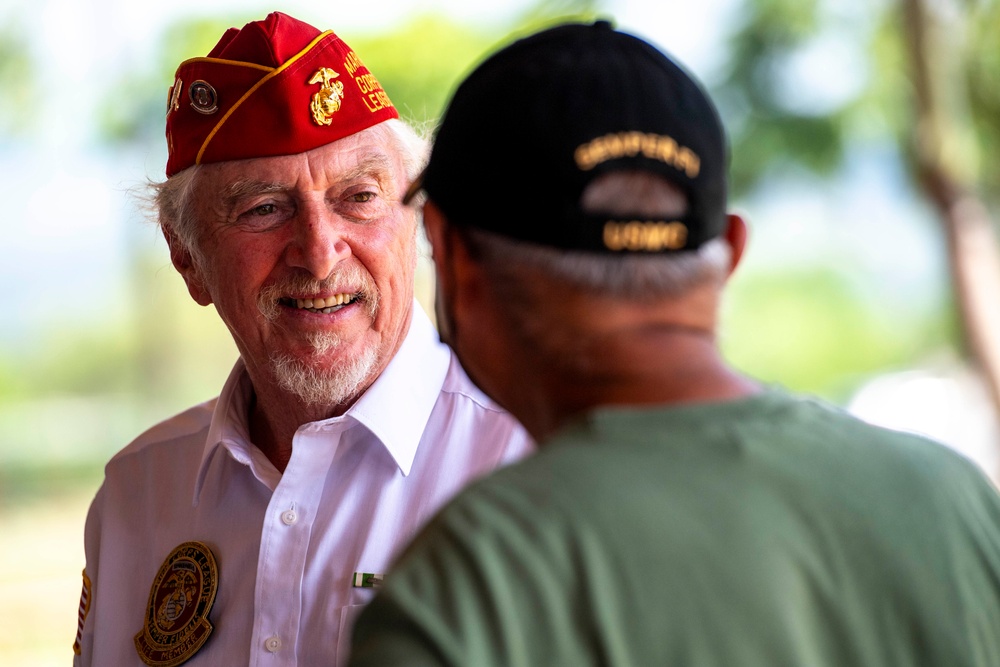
[350,192,376,203]
[249,203,277,216]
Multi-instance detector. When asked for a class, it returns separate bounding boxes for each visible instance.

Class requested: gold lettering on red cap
[574,132,700,178]
[343,50,395,114]
[309,68,346,126]
[344,51,363,76]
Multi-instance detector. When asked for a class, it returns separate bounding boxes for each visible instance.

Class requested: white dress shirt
[75,303,532,666]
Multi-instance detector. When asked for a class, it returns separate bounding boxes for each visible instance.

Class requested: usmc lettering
[603,220,688,252]
[343,54,395,114]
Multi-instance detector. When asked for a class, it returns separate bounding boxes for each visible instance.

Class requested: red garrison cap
[164,12,398,177]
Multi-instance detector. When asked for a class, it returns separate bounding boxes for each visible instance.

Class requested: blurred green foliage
[99,13,260,145]
[722,265,953,403]
[721,0,1000,211]
[349,16,496,127]
[717,0,849,194]
[963,1,1000,207]
[0,15,37,139]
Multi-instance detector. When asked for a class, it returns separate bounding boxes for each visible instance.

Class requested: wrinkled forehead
[191,123,407,196]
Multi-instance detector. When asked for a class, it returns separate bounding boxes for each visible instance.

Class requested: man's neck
[245,380,362,473]
[512,327,761,444]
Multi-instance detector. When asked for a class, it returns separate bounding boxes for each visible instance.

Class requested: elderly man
[74,12,530,667]
[349,21,1000,666]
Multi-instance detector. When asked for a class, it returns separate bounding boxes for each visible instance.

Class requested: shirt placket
[250,420,347,665]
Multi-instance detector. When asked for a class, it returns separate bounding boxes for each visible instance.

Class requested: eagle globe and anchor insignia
[309,67,345,126]
[135,541,219,667]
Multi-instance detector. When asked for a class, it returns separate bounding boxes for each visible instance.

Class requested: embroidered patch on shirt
[134,541,219,667]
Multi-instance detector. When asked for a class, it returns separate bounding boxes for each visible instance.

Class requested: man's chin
[269,346,379,409]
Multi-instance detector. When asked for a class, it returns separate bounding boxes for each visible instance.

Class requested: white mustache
[256,264,380,322]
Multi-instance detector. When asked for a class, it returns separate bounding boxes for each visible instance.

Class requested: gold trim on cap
[176,56,276,74]
[195,30,336,166]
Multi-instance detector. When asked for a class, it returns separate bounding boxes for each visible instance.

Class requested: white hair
[269,344,379,408]
[461,171,731,301]
[463,230,730,301]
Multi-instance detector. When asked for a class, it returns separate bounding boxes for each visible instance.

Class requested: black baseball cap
[413,20,728,253]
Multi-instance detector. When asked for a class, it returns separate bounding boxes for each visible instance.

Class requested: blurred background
[2,0,999,663]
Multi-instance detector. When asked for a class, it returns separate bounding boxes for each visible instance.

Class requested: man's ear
[422,199,450,270]
[723,213,749,277]
[161,225,213,306]
[422,199,491,346]
[422,200,480,294]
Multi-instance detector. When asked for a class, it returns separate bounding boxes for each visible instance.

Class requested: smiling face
[170,123,418,413]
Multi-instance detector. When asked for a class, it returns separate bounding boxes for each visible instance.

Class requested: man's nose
[284,204,352,279]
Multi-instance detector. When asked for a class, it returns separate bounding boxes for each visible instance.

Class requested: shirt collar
[192,301,450,504]
[342,302,451,475]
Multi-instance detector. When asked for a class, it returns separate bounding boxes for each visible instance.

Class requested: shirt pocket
[335,603,368,667]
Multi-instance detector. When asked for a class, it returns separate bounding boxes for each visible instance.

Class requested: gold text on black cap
[603,220,688,252]
[575,132,700,178]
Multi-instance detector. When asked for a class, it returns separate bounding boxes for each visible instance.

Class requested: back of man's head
[416,22,752,435]
[420,21,727,249]
[415,21,733,300]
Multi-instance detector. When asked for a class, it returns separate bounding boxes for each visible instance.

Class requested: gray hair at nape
[144,117,430,267]
[457,171,732,302]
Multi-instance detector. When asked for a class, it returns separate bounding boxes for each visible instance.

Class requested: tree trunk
[902,0,1000,478]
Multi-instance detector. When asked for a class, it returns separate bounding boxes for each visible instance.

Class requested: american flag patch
[73,570,92,656]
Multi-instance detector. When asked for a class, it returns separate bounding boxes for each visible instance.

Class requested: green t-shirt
[350,390,1000,666]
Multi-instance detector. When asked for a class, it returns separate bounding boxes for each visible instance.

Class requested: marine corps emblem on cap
[134,541,219,667]
[309,67,345,125]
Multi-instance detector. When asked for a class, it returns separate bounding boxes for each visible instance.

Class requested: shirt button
[281,509,298,525]
[265,635,282,652]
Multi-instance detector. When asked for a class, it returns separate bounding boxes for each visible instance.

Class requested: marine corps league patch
[134,541,219,667]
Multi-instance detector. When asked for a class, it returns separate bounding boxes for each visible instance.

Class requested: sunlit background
[3,0,999,663]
